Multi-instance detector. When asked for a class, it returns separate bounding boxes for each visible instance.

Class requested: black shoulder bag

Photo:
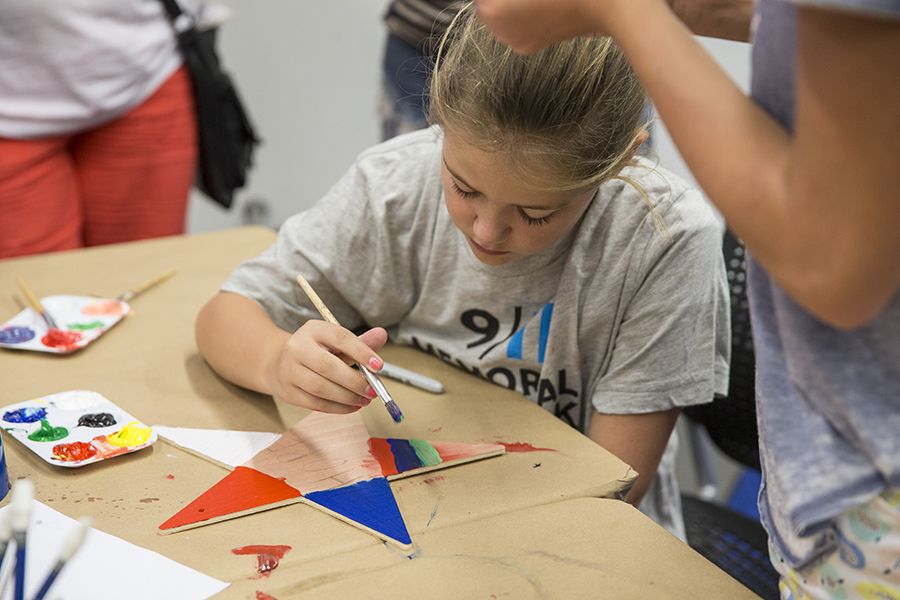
[159,0,260,209]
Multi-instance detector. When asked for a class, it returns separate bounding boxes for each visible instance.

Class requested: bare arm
[665,0,753,41]
[588,407,682,506]
[195,291,388,412]
[475,0,900,329]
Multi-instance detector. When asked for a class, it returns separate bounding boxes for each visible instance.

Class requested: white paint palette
[0,295,130,354]
[1,390,157,468]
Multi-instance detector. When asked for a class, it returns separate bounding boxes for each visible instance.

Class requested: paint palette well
[1,390,157,468]
[0,294,129,354]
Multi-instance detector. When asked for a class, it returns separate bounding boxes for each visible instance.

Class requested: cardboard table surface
[0,227,760,599]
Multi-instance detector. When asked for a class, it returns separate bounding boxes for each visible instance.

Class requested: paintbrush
[116,268,177,303]
[295,274,404,424]
[9,479,33,600]
[15,279,58,330]
[30,516,91,600]
[0,512,12,582]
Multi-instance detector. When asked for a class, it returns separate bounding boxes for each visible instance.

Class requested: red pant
[0,66,197,259]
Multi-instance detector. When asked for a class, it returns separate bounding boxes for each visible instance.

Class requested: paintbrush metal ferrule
[360,366,404,424]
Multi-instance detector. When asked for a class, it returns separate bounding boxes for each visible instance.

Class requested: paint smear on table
[496,442,558,453]
[231,544,291,578]
[256,592,279,600]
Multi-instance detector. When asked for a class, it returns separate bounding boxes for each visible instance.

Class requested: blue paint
[0,327,35,344]
[305,477,411,546]
[537,302,553,364]
[387,439,421,472]
[3,407,47,423]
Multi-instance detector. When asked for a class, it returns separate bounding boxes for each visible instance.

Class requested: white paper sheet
[0,501,229,600]
[153,425,281,468]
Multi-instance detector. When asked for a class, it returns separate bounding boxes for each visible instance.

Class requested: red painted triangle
[159,466,303,533]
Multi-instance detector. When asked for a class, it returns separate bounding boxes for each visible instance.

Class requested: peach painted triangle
[159,411,505,545]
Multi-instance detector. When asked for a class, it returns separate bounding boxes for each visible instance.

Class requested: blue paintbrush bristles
[385,399,404,424]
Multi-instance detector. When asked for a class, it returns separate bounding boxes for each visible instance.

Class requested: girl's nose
[472,210,511,247]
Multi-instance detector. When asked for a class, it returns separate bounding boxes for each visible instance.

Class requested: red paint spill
[256,592,278,600]
[41,328,83,351]
[232,545,292,578]
[497,442,557,453]
[51,441,97,462]
[429,427,442,432]
[166,474,175,479]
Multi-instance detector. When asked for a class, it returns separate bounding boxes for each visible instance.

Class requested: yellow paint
[106,421,152,447]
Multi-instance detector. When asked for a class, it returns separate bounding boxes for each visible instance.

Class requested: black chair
[681,228,781,600]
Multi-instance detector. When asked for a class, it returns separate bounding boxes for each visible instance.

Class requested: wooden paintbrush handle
[296,275,340,325]
[16,278,46,314]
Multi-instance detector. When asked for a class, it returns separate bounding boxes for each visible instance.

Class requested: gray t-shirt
[222,127,730,539]
[751,0,900,570]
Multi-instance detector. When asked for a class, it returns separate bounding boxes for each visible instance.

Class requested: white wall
[187,0,389,233]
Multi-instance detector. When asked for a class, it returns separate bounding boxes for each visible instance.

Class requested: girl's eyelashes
[518,209,553,226]
[450,176,554,226]
[450,179,479,198]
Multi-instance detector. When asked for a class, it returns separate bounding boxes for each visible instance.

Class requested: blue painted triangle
[304,477,412,546]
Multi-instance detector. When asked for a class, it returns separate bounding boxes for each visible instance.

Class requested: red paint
[166,474,175,479]
[232,545,291,578]
[256,592,278,600]
[367,438,398,476]
[429,440,506,461]
[159,467,303,532]
[496,442,557,453]
[52,441,97,462]
[41,327,83,351]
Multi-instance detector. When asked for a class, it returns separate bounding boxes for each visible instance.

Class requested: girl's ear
[625,130,650,162]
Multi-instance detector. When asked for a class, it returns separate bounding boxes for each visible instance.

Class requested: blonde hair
[428,4,669,236]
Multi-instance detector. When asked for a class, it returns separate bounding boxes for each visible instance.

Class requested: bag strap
[157,0,195,32]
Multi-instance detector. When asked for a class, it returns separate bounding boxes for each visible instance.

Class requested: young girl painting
[195,5,729,540]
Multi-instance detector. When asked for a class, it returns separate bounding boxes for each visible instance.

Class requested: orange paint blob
[82,301,124,316]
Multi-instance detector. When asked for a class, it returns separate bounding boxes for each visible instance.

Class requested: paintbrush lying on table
[116,268,177,303]
[296,274,404,424]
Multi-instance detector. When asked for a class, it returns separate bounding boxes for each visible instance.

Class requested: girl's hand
[473,0,610,54]
[266,321,388,413]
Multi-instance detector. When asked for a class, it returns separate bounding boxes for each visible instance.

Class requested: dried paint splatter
[232,545,292,578]
[496,442,557,453]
